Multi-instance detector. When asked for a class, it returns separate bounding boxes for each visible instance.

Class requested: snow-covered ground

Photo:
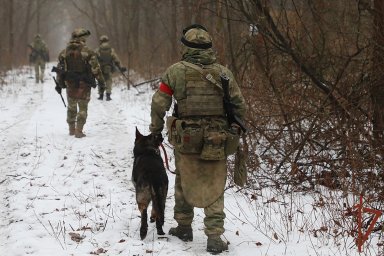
[0,65,380,256]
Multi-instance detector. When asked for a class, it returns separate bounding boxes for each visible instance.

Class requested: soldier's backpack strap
[180,61,222,90]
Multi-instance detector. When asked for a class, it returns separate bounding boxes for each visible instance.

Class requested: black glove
[55,85,62,94]
[151,133,163,147]
[97,81,105,89]
[119,67,127,72]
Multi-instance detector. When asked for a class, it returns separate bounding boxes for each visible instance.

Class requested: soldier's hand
[230,123,242,135]
[98,81,105,89]
[151,133,163,147]
[119,67,127,72]
[55,85,62,94]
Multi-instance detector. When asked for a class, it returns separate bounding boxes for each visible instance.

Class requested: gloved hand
[55,85,62,94]
[151,133,163,147]
[97,81,105,89]
[119,66,127,72]
[230,123,242,135]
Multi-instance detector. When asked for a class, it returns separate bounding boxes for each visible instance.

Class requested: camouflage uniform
[29,34,49,83]
[55,28,105,138]
[95,35,124,101]
[149,24,245,253]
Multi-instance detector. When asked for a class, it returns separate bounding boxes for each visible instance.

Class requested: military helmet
[99,35,109,43]
[71,28,91,41]
[181,24,212,49]
[34,34,41,39]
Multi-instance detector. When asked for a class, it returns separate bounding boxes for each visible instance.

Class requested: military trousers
[66,96,90,129]
[173,150,226,237]
[34,59,46,82]
[99,71,112,94]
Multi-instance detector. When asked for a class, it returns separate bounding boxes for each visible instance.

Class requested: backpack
[65,44,87,73]
[98,46,113,67]
[97,45,116,73]
[31,41,49,62]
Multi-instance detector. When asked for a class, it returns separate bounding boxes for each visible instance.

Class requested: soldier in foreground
[29,34,49,83]
[54,28,105,138]
[149,24,246,253]
[95,35,126,101]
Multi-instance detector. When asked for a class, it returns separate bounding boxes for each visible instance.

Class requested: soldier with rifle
[149,24,246,254]
[52,28,105,138]
[28,34,49,83]
[95,35,126,101]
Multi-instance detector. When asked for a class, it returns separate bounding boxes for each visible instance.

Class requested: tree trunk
[372,0,384,146]
[8,0,13,69]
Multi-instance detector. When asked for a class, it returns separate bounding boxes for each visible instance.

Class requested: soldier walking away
[149,24,246,254]
[95,35,126,101]
[29,34,49,83]
[54,28,105,138]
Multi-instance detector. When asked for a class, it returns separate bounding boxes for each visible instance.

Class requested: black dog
[132,128,168,240]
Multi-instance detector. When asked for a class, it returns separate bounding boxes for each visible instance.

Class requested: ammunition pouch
[64,71,96,88]
[200,128,226,160]
[166,116,178,146]
[168,116,239,160]
[174,120,204,154]
[224,127,241,155]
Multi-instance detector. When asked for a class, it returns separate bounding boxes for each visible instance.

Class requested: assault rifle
[51,66,65,76]
[221,74,247,133]
[117,67,145,94]
[28,44,49,62]
[51,66,97,88]
[52,76,67,107]
[27,44,38,63]
[132,77,160,88]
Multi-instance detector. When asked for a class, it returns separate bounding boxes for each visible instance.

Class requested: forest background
[1,0,384,254]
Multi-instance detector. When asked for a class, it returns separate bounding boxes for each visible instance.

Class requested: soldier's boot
[69,124,75,136]
[75,126,86,138]
[168,225,193,242]
[206,236,228,254]
[98,93,104,100]
[106,93,112,101]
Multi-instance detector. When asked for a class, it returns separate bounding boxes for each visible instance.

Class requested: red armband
[159,82,173,96]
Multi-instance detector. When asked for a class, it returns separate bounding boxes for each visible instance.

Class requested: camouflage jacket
[150,47,246,134]
[95,42,122,71]
[30,39,49,62]
[57,39,105,87]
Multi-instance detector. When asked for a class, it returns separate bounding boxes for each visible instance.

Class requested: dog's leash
[159,143,175,174]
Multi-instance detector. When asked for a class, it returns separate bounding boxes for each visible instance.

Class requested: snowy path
[0,66,370,256]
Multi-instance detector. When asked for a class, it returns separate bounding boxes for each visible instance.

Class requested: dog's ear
[135,127,143,139]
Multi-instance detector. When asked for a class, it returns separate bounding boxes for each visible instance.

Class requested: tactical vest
[33,41,47,58]
[98,46,113,67]
[177,62,225,118]
[64,44,88,73]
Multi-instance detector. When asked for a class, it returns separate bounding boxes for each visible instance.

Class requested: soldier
[29,34,49,83]
[95,35,126,101]
[149,24,246,254]
[54,28,105,138]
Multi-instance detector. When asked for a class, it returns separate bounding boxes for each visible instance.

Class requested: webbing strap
[181,61,222,90]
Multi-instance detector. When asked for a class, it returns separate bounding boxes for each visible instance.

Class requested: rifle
[221,74,247,133]
[53,77,67,107]
[27,44,38,63]
[132,77,160,88]
[116,67,144,94]
[51,66,65,76]
[51,66,97,88]
[28,44,48,62]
